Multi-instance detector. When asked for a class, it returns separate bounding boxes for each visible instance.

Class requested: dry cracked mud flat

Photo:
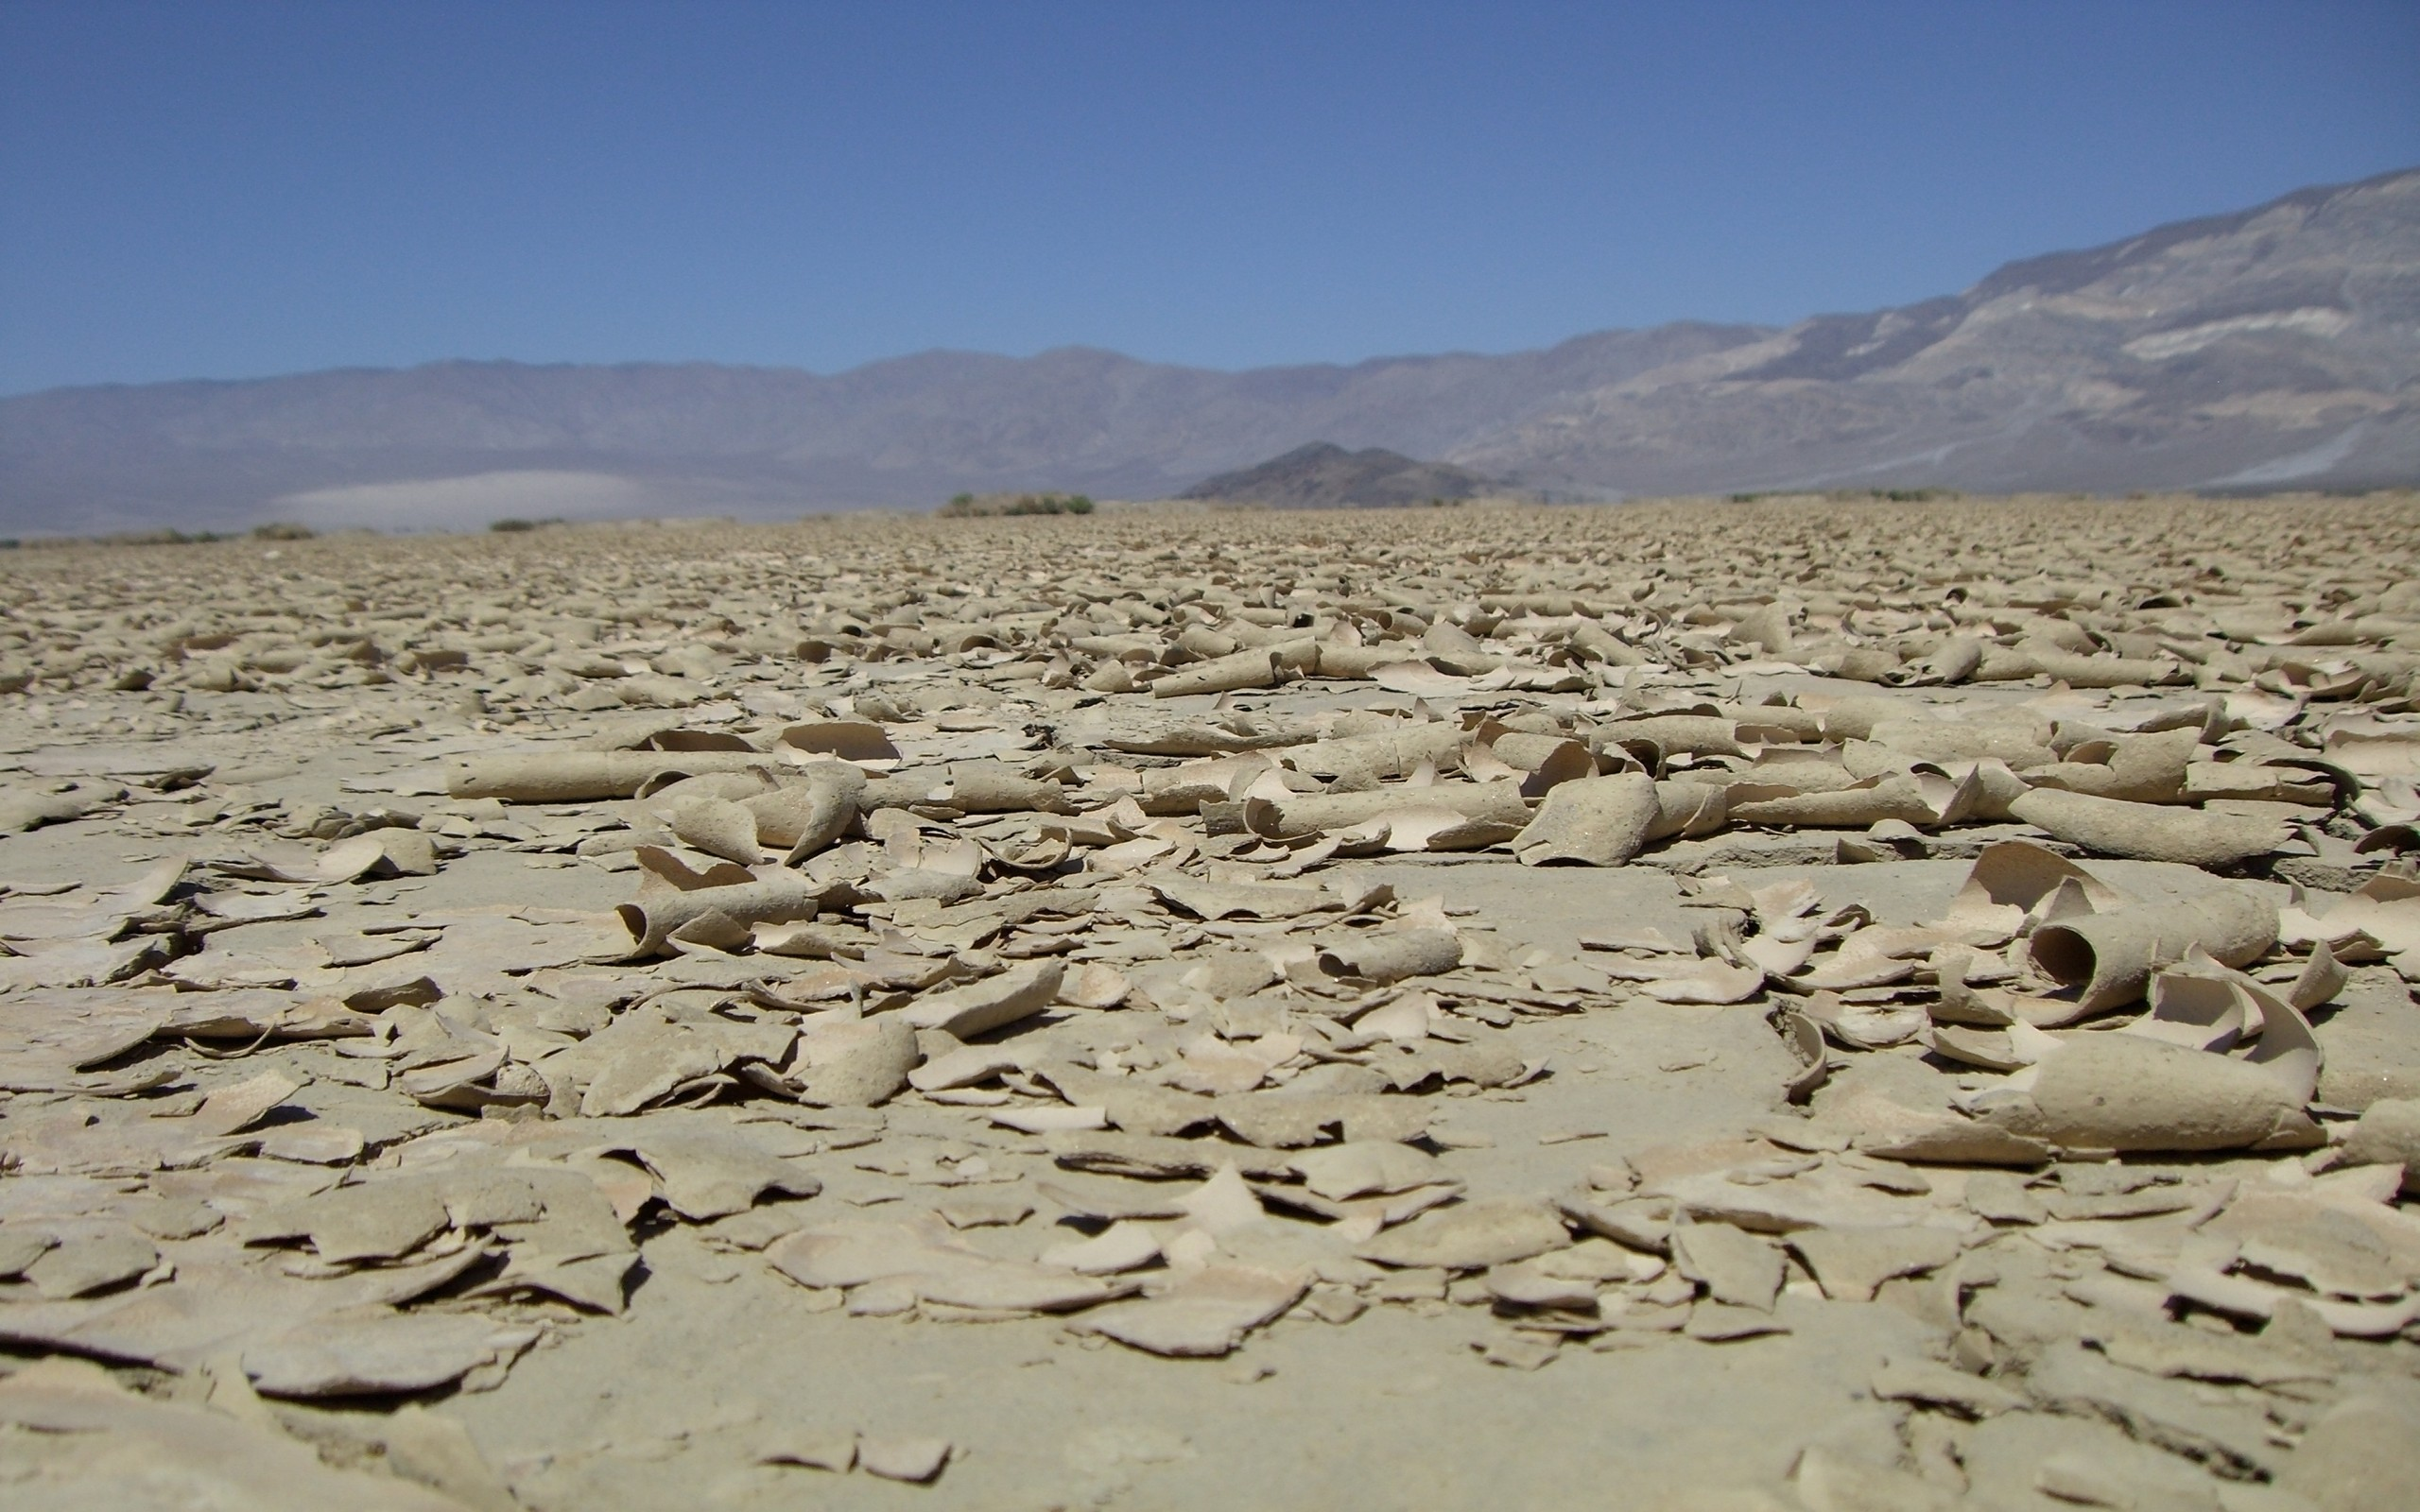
[3,495,2420,1511]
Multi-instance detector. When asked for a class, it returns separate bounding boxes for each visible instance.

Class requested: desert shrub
[251,522,315,541]
[110,528,225,545]
[939,492,1096,517]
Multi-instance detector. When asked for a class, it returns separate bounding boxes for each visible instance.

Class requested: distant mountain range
[1178,443,1512,508]
[3,167,2415,533]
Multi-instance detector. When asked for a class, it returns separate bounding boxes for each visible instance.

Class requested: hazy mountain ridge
[3,168,2413,532]
[1451,166,2420,496]
[1177,442,1512,508]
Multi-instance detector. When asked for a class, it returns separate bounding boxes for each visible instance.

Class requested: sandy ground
[2,496,2419,1510]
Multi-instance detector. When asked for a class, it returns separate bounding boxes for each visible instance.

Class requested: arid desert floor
[3,495,2419,1510]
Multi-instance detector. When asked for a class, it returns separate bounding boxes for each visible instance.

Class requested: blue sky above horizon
[2,1,2416,396]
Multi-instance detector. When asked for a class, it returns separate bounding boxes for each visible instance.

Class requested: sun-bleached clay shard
[896,960,1064,1037]
[2027,886,2278,1015]
[1354,1198,1571,1270]
[241,1311,540,1398]
[0,1357,470,1511]
[615,864,824,956]
[1976,974,2323,1154]
[1511,770,1657,866]
[2008,786,2292,866]
[1067,1264,1313,1356]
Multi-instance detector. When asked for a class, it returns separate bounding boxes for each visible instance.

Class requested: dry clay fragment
[1672,1222,1785,1310]
[1786,1225,1963,1303]
[315,829,440,883]
[616,864,824,956]
[607,1120,822,1220]
[758,1427,857,1473]
[1791,1445,1962,1512]
[1248,781,1530,840]
[2010,786,2290,867]
[1147,877,1332,920]
[1729,775,1940,830]
[1047,1129,1299,1179]
[1974,647,2182,687]
[1354,1197,1571,1270]
[191,1069,306,1138]
[666,797,764,865]
[1642,958,1767,1005]
[1288,1141,1451,1201]
[2274,1394,2420,1512]
[574,1011,795,1117]
[2028,885,2278,1016]
[0,781,123,834]
[243,1310,539,1398]
[2341,1099,2420,1194]
[765,1215,1129,1313]
[26,1231,161,1298]
[896,960,1064,1038]
[2023,1339,2280,1477]
[794,1017,921,1107]
[746,766,863,861]
[0,1357,469,1511]
[1989,1006,2318,1155]
[860,1435,953,1484]
[447,749,772,802]
[1153,648,1282,698]
[1317,928,1461,984]
[1068,1264,1312,1357]
[251,1177,450,1263]
[1869,1356,2028,1418]
[1643,778,1729,841]
[2025,727,2200,803]
[1943,839,2130,942]
[1512,770,1657,866]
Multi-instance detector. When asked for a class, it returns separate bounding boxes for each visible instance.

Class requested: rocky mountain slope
[1177,442,1512,508]
[1,168,2412,532]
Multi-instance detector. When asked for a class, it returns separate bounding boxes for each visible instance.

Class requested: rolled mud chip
[1250,781,1530,840]
[1313,643,1403,679]
[1291,722,1468,781]
[1316,928,1462,984]
[1867,718,2053,768]
[1151,648,1280,698]
[2022,727,2200,804]
[445,750,768,802]
[1728,775,1938,830]
[2027,887,2278,1014]
[946,762,1075,815]
[1593,715,1744,761]
[1991,1036,2308,1153]
[617,872,825,956]
[1512,770,1656,866]
[1479,730,1597,787]
[2009,786,2292,867]
[744,766,863,861]
[1646,779,1728,840]
[1896,635,1986,685]
[1973,648,2184,687]
[2341,1099,2420,1194]
[666,797,763,866]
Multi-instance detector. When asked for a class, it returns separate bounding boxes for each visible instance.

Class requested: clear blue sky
[3,0,2415,395]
